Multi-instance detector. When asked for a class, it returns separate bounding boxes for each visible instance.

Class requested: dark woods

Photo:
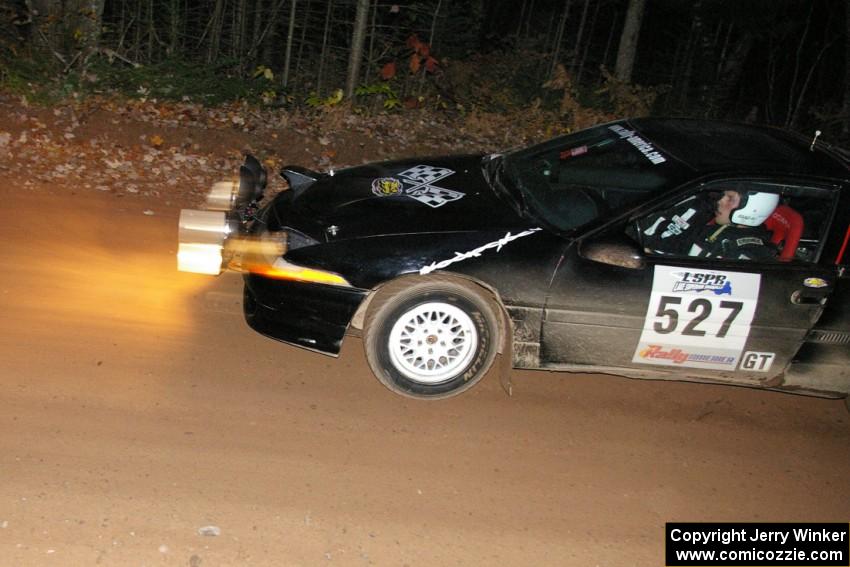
[2,0,848,139]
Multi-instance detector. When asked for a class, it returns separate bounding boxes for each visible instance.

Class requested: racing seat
[763,204,804,261]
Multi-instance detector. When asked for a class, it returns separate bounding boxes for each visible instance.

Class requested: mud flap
[498,314,514,396]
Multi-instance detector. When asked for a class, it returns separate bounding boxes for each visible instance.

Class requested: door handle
[790,290,827,305]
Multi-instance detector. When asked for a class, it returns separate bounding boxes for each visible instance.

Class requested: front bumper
[243,274,369,355]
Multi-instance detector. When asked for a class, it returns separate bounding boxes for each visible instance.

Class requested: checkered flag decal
[400,165,454,184]
[398,165,462,208]
[405,186,463,208]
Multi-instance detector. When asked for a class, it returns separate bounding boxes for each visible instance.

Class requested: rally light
[205,180,240,211]
[177,243,223,275]
[177,209,230,274]
[248,258,351,287]
[205,155,267,211]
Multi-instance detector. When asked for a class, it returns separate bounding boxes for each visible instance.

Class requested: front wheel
[363,277,500,399]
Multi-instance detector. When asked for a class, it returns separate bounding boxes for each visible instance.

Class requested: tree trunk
[133,0,142,60]
[115,0,128,52]
[30,0,106,62]
[415,0,442,94]
[522,0,536,43]
[282,0,297,87]
[295,0,312,81]
[711,31,753,119]
[27,0,106,65]
[367,0,377,69]
[25,0,57,61]
[676,1,702,111]
[317,0,333,94]
[765,37,779,123]
[541,5,558,60]
[576,0,599,85]
[146,0,154,62]
[344,0,370,99]
[601,7,619,71]
[251,0,286,63]
[236,0,249,65]
[571,0,590,74]
[715,21,733,80]
[515,0,528,42]
[81,0,106,51]
[784,2,815,128]
[252,0,265,48]
[168,0,181,56]
[844,1,850,136]
[613,0,646,83]
[694,5,718,117]
[663,36,685,113]
[207,0,225,64]
[428,0,442,52]
[789,36,837,129]
[548,0,571,79]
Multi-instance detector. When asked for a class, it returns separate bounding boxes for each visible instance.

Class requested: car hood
[266,155,529,239]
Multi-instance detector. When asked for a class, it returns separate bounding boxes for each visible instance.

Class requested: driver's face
[715,190,741,225]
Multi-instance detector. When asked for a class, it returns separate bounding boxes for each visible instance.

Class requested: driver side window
[632,182,836,263]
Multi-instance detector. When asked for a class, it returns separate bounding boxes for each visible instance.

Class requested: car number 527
[652,296,744,338]
[633,266,761,371]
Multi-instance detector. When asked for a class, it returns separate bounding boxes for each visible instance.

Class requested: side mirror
[580,237,646,270]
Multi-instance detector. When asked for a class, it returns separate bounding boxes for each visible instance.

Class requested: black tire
[363,276,500,399]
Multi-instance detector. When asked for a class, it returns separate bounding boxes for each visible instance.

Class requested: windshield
[500,122,683,231]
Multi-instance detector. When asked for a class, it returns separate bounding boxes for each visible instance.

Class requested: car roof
[628,118,850,181]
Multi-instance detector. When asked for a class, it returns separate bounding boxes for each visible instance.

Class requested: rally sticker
[371,165,463,208]
[739,351,776,372]
[633,266,760,371]
[803,277,829,289]
[372,177,401,196]
[609,124,667,165]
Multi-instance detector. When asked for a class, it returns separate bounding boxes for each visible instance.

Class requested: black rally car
[177,118,850,401]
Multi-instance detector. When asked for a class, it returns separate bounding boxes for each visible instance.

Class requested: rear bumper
[243,274,369,355]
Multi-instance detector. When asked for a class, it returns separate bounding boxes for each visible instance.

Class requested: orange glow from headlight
[247,260,350,286]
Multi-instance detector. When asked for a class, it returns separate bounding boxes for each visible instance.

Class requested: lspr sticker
[633,266,761,371]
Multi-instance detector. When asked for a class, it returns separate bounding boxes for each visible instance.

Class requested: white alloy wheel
[363,276,501,399]
[387,301,478,384]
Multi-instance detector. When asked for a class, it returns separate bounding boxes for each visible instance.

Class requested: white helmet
[731,191,780,226]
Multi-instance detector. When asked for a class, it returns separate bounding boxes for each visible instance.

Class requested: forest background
[1,0,849,153]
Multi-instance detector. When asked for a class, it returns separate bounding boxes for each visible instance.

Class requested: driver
[640,189,780,260]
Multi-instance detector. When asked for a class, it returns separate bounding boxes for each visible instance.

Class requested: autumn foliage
[380,34,439,81]
[406,34,438,74]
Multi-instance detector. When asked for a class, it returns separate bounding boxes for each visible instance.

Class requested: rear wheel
[364,277,500,399]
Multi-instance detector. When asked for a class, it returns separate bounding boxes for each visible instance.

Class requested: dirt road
[1,187,848,566]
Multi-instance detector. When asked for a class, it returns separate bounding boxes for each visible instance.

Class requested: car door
[782,189,850,397]
[540,179,841,389]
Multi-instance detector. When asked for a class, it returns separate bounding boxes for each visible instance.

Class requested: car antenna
[809,129,822,151]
